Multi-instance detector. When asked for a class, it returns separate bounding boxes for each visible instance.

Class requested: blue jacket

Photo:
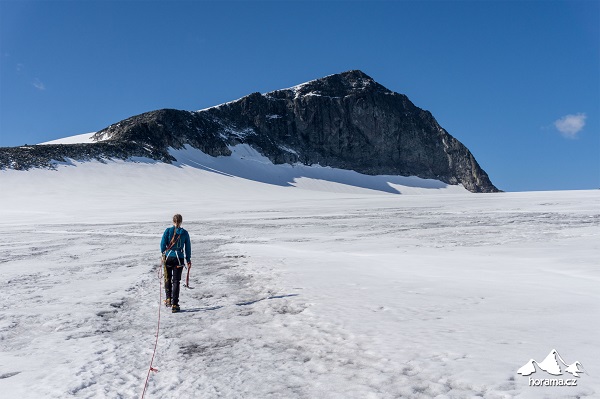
[160,226,191,262]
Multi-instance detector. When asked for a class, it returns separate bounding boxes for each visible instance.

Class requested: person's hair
[173,214,183,227]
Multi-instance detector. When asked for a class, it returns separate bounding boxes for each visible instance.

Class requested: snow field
[0,146,598,398]
[222,194,600,398]
[39,132,99,145]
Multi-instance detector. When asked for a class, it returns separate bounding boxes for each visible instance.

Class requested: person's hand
[187,261,192,268]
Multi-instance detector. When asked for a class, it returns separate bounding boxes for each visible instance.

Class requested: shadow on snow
[169,145,452,195]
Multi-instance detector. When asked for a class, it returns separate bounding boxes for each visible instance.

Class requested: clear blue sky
[1,0,598,191]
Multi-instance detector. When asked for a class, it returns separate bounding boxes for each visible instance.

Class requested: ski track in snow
[0,198,598,398]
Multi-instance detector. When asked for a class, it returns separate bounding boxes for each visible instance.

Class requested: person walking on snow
[160,214,191,313]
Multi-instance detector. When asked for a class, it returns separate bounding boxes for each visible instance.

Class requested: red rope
[141,264,163,399]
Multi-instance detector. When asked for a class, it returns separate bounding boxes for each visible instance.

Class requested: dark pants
[164,257,184,305]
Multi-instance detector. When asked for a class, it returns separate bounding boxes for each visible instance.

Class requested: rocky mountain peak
[1,71,499,193]
[270,70,390,100]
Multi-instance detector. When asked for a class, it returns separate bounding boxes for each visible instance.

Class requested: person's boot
[172,304,180,313]
[164,298,171,307]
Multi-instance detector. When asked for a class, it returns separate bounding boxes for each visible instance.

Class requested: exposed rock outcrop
[1,70,498,192]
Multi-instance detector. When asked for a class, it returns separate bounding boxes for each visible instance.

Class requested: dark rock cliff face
[1,70,498,192]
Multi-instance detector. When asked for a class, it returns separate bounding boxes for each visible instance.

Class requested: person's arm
[185,232,192,266]
[160,229,168,253]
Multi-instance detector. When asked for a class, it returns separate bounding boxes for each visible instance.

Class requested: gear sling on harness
[161,228,181,265]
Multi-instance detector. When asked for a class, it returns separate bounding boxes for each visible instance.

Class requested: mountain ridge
[1,70,498,193]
